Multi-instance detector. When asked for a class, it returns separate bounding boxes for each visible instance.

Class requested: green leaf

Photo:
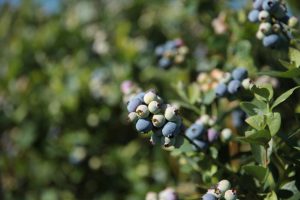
[251,84,273,102]
[202,90,216,105]
[187,83,200,104]
[289,47,300,68]
[240,102,258,116]
[266,112,281,136]
[264,191,278,200]
[251,144,268,166]
[243,165,269,182]
[238,130,271,145]
[258,68,300,78]
[245,115,266,130]
[279,59,296,70]
[271,86,300,109]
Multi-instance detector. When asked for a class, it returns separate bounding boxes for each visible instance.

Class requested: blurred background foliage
[0,0,300,200]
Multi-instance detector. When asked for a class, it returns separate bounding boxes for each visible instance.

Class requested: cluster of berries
[214,67,251,99]
[127,90,184,148]
[185,115,234,150]
[120,80,142,104]
[248,0,298,48]
[155,38,189,69]
[202,180,237,200]
[146,187,178,200]
[197,69,230,92]
[185,115,218,150]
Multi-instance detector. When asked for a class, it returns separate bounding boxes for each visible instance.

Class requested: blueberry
[185,123,205,140]
[127,98,142,112]
[144,91,158,105]
[159,188,178,200]
[262,0,280,12]
[232,109,246,128]
[217,179,231,194]
[135,92,145,102]
[263,34,280,48]
[207,128,219,143]
[224,190,237,200]
[148,101,161,114]
[258,10,270,21]
[248,10,259,22]
[162,122,179,138]
[164,106,178,121]
[202,193,217,200]
[253,0,265,10]
[165,41,177,50]
[221,128,233,142]
[259,22,272,35]
[155,46,164,56]
[215,83,228,97]
[136,104,150,118]
[127,112,138,123]
[135,119,153,133]
[159,57,172,69]
[227,80,242,94]
[192,139,207,151]
[152,114,166,128]
[232,68,248,81]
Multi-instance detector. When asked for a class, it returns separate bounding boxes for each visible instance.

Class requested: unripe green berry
[217,180,231,194]
[259,22,272,35]
[242,78,252,90]
[128,112,138,123]
[136,105,150,118]
[272,23,281,33]
[164,106,178,121]
[220,72,231,83]
[224,190,237,200]
[288,16,298,28]
[258,10,270,21]
[144,91,157,104]
[152,114,166,128]
[148,101,161,114]
[256,30,265,40]
[221,128,232,142]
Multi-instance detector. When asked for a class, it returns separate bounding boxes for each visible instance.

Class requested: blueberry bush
[1,0,300,200]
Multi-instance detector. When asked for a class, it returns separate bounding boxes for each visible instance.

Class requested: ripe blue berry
[262,0,280,12]
[263,34,280,48]
[202,193,217,200]
[135,92,145,102]
[192,139,207,151]
[215,83,228,97]
[232,68,248,81]
[185,123,205,140]
[155,46,164,56]
[136,119,153,133]
[232,109,246,128]
[227,80,242,94]
[127,98,142,112]
[248,10,259,22]
[159,57,172,69]
[162,122,180,138]
[253,0,265,10]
